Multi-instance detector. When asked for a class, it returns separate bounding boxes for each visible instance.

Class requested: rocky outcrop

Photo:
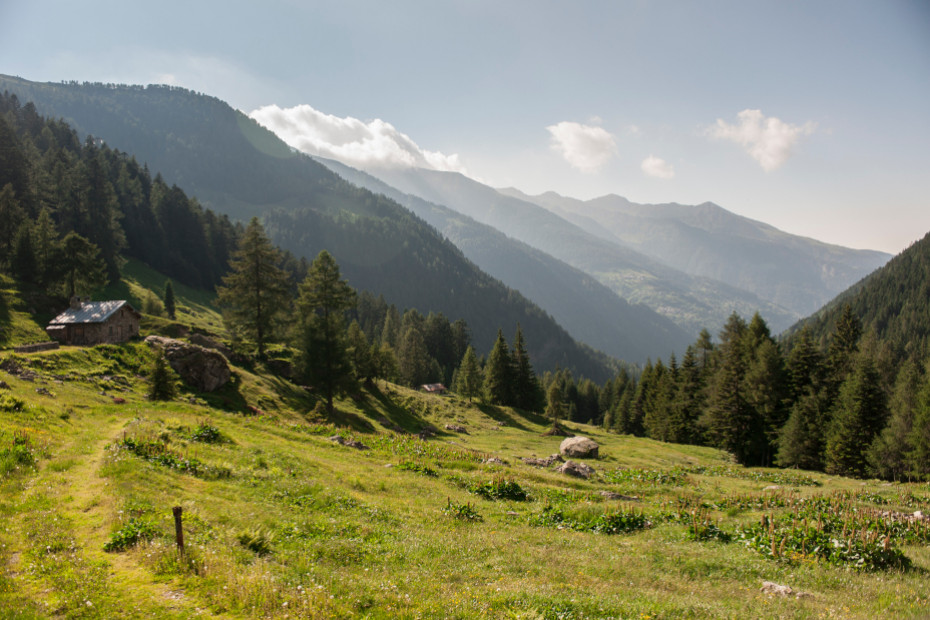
[144,335,231,392]
[557,460,595,479]
[559,436,599,459]
[522,454,564,468]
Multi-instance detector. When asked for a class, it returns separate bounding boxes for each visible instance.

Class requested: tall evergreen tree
[163,280,176,320]
[868,359,921,480]
[511,324,542,411]
[58,231,107,297]
[216,217,290,358]
[454,345,483,402]
[296,250,358,413]
[484,329,513,406]
[824,355,887,478]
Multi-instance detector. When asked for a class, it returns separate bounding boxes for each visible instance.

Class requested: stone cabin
[46,297,141,345]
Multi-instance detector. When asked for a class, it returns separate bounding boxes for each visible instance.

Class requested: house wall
[48,307,140,345]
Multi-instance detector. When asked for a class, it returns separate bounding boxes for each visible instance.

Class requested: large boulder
[557,460,595,479]
[145,335,231,392]
[559,436,599,459]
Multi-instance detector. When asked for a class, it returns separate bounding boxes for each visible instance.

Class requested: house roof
[49,300,138,325]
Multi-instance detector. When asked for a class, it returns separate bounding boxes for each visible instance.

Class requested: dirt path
[13,411,219,618]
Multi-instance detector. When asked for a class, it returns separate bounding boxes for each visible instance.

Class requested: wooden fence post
[172,506,184,554]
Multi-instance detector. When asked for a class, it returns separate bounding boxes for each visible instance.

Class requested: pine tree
[825,356,887,478]
[906,362,930,479]
[147,349,177,401]
[455,345,483,402]
[346,320,375,385]
[484,329,513,406]
[216,217,290,358]
[868,359,921,480]
[544,382,565,429]
[163,280,176,319]
[58,231,107,297]
[511,325,541,411]
[295,250,357,413]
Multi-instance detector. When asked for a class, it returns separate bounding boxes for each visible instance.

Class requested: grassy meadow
[1,276,929,619]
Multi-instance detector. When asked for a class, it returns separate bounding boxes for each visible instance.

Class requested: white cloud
[248,104,467,173]
[641,155,675,179]
[706,109,816,172]
[546,121,617,173]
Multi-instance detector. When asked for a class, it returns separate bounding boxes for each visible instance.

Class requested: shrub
[104,518,158,552]
[441,498,483,522]
[469,475,528,501]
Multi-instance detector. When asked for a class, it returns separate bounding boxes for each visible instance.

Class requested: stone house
[46,297,141,345]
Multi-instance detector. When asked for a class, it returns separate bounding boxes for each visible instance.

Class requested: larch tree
[216,217,290,358]
[296,250,357,413]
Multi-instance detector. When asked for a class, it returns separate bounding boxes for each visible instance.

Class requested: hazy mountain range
[0,74,892,372]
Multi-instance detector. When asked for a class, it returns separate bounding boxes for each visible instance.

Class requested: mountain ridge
[500,188,891,318]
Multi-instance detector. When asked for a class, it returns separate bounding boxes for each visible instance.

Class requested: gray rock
[599,491,640,501]
[188,333,233,359]
[557,460,595,479]
[144,335,231,392]
[522,454,564,468]
[560,436,599,459]
[445,424,468,433]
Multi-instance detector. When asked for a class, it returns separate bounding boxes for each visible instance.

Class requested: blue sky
[2,0,928,253]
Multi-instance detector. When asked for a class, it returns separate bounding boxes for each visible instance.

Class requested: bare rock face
[557,460,595,479]
[187,333,233,359]
[559,436,599,459]
[144,335,231,392]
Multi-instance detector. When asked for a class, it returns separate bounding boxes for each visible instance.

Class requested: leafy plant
[469,475,528,501]
[396,461,438,477]
[238,527,274,556]
[103,518,158,552]
[190,421,223,443]
[441,498,483,522]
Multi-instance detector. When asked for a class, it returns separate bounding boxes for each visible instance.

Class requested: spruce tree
[511,325,541,411]
[544,382,565,430]
[868,359,921,480]
[216,217,290,358]
[163,280,176,319]
[347,320,375,385]
[296,250,357,413]
[455,345,483,402]
[825,356,887,478]
[483,329,513,405]
[58,232,107,297]
[148,350,177,401]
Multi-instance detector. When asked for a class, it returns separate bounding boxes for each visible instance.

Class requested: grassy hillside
[2,295,929,618]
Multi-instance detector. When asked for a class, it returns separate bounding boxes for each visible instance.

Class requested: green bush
[104,518,158,552]
[469,476,528,501]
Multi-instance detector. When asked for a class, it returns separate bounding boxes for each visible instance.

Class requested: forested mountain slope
[786,230,930,362]
[501,188,891,318]
[0,76,614,379]
[367,167,797,335]
[316,157,691,363]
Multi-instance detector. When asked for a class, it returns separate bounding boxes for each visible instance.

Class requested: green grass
[1,277,929,617]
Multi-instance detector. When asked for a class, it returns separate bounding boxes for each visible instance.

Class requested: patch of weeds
[469,475,528,501]
[396,461,439,477]
[529,505,651,535]
[441,498,483,522]
[103,517,158,552]
[682,509,732,543]
[601,467,686,486]
[238,527,274,556]
[0,430,44,478]
[680,464,821,487]
[735,511,913,571]
[189,420,224,443]
[0,393,25,412]
[110,436,231,479]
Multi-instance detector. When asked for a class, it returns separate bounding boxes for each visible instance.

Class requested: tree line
[218,217,547,414]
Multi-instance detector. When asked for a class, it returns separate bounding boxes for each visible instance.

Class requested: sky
[2,0,929,254]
